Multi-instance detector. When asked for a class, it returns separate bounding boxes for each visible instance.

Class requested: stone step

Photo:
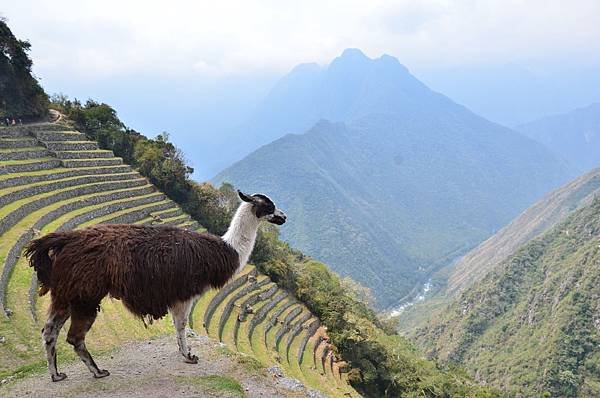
[44,141,99,151]
[0,159,62,174]
[35,131,88,142]
[150,207,183,219]
[0,147,52,161]
[0,137,38,149]
[54,150,114,159]
[0,127,33,138]
[62,158,123,168]
[0,172,140,208]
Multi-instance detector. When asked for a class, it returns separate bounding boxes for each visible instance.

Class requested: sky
[2,0,600,177]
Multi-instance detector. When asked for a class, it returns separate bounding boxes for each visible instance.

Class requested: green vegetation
[414,196,600,397]
[0,18,48,119]
[177,375,245,397]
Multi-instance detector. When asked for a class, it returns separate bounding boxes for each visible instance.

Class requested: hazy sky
[4,0,600,80]
[3,1,600,179]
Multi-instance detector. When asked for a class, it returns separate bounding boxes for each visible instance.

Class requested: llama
[25,191,286,382]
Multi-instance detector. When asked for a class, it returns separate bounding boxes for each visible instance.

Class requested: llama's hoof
[184,354,198,364]
[93,369,110,379]
[51,372,67,382]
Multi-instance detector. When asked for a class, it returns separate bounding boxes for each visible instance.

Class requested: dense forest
[0,18,48,120]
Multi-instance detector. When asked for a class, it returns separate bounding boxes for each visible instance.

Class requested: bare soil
[0,333,318,398]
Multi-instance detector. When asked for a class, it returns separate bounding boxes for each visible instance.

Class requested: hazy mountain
[413,194,600,397]
[418,64,600,126]
[516,103,600,173]
[213,50,575,308]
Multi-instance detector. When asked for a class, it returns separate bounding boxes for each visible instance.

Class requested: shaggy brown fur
[25,191,286,382]
[25,224,239,381]
[27,224,239,319]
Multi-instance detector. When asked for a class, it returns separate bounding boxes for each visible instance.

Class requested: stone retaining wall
[54,150,114,159]
[264,300,296,347]
[247,291,286,342]
[0,173,140,207]
[0,159,62,174]
[202,269,256,330]
[218,278,270,342]
[0,182,153,237]
[285,313,313,362]
[0,138,38,149]
[62,158,123,168]
[99,202,175,225]
[35,132,87,142]
[0,166,133,190]
[275,307,303,351]
[44,141,98,151]
[297,320,320,366]
[0,149,51,161]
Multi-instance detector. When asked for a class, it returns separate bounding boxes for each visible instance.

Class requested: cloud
[3,0,600,80]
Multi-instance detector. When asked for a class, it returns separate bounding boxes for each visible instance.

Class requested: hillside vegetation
[0,19,48,119]
[397,168,600,335]
[215,58,575,307]
[413,195,600,397]
[516,103,600,173]
[1,23,502,397]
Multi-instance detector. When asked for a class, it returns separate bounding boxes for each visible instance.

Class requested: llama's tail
[25,232,73,296]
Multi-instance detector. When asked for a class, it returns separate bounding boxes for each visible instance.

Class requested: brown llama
[25,191,286,382]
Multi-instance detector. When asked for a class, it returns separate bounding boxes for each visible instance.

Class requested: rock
[307,389,328,398]
[267,366,284,378]
[4,308,13,317]
[278,377,304,390]
[0,336,6,344]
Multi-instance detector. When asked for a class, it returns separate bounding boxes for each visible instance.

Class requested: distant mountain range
[516,103,600,173]
[413,188,600,397]
[213,49,575,308]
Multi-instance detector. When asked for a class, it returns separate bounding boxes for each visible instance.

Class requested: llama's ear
[238,190,254,203]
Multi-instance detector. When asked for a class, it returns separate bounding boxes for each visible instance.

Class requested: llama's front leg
[42,309,70,382]
[67,304,109,379]
[169,299,197,364]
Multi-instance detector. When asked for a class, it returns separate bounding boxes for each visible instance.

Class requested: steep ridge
[215,72,575,308]
[413,195,600,397]
[448,167,600,295]
[516,103,600,173]
[0,122,356,397]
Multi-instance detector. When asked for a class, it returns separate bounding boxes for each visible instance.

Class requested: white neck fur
[222,202,260,273]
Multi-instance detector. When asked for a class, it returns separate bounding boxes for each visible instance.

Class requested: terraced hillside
[0,122,357,397]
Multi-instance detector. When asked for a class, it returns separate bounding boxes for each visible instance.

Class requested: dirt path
[0,333,325,398]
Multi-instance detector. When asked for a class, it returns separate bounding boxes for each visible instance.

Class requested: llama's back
[36,224,240,319]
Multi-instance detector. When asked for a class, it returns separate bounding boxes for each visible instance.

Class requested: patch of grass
[236,353,265,373]
[177,375,245,397]
[0,360,46,381]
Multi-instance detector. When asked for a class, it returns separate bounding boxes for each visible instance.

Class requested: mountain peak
[339,48,369,60]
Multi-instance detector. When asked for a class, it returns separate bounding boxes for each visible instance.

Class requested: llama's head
[238,190,287,225]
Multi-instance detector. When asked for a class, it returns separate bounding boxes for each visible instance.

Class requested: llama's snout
[268,209,287,225]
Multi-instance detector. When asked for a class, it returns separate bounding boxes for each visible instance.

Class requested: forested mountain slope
[516,103,600,173]
[413,195,600,397]
[215,51,575,308]
[0,19,48,119]
[448,167,600,295]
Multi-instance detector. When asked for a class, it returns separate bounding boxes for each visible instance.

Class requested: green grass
[0,171,138,195]
[0,165,126,181]
[176,375,245,397]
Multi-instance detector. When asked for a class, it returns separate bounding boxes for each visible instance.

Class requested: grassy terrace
[0,124,358,397]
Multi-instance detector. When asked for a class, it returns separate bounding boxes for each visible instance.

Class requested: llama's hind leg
[42,309,70,382]
[67,302,109,378]
[169,299,197,364]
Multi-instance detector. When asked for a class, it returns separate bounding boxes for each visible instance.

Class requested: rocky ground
[0,333,327,398]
